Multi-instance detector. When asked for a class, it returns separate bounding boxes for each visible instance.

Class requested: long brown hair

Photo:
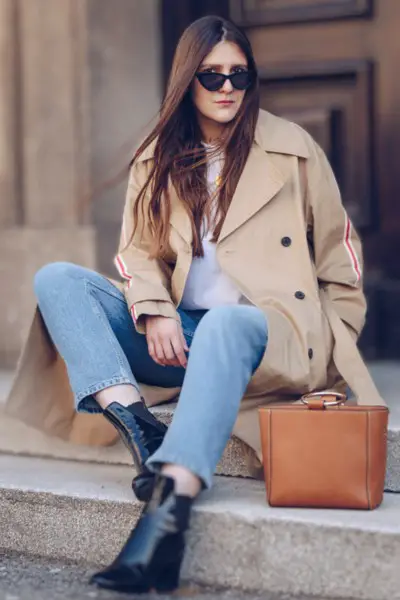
[131,15,259,258]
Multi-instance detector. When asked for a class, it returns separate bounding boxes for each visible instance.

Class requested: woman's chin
[210,109,240,124]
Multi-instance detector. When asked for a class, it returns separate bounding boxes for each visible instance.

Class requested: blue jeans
[34,262,268,488]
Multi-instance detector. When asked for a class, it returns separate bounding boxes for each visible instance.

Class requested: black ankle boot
[90,475,193,593]
[103,401,167,501]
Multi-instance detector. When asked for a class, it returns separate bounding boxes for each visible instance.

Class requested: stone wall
[0,0,162,367]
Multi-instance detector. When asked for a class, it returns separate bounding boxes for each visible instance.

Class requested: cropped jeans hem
[146,452,213,490]
[76,376,137,413]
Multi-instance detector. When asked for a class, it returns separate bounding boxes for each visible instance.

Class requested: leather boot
[103,401,167,501]
[90,475,193,593]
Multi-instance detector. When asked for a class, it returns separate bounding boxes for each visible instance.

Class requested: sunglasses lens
[197,73,226,91]
[231,71,253,90]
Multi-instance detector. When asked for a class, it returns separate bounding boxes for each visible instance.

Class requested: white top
[180,145,245,310]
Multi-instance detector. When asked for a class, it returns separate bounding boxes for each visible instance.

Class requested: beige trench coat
[5,109,385,469]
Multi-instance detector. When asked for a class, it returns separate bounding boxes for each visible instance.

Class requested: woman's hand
[145,316,189,368]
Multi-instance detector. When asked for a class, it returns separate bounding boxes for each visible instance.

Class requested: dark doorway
[161,0,230,89]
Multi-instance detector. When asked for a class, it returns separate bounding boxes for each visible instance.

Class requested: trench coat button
[295,291,305,300]
[308,348,314,359]
[281,236,292,247]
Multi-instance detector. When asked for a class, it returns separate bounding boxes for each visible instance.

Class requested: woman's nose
[221,77,233,93]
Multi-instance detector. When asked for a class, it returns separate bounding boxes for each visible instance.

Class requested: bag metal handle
[301,390,347,407]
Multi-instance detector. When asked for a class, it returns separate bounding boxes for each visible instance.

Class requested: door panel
[258,60,374,227]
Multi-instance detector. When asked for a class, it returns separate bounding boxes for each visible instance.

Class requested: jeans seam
[85,278,127,304]
[76,375,135,402]
[255,310,269,371]
[182,329,195,338]
[84,278,129,378]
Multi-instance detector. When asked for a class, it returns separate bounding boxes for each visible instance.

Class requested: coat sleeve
[305,141,367,339]
[114,162,179,334]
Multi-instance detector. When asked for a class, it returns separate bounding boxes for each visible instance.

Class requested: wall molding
[230,0,373,27]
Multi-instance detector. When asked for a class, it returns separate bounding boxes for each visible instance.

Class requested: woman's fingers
[147,337,164,366]
[147,338,157,364]
[171,335,188,368]
[160,337,180,367]
[148,334,187,368]
[145,316,189,368]
[154,338,168,365]
[180,330,190,353]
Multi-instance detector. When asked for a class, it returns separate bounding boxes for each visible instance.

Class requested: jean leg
[34,262,201,413]
[146,304,268,488]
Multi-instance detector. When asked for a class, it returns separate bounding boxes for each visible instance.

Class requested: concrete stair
[1,362,400,491]
[1,365,400,599]
[0,454,399,600]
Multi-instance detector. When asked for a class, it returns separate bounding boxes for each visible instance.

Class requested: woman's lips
[215,100,234,105]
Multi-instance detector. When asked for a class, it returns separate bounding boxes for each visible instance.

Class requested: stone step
[0,454,399,600]
[0,404,249,476]
[1,362,399,490]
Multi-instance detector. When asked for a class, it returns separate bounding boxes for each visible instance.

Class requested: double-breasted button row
[281,236,310,357]
[280,238,305,300]
[281,239,306,298]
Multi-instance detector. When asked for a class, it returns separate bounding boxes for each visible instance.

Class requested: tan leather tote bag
[259,292,389,510]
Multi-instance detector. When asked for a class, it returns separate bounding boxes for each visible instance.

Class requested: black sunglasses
[195,70,254,92]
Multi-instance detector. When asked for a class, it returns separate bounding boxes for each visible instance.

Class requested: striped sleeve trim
[114,254,132,282]
[130,304,138,323]
[115,254,136,320]
[343,214,362,284]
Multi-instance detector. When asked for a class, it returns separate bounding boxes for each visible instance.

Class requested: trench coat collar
[135,110,310,163]
[135,109,310,245]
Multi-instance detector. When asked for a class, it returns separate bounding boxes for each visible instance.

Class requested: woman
[17,14,367,593]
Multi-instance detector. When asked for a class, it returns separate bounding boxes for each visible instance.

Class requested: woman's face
[191,41,249,129]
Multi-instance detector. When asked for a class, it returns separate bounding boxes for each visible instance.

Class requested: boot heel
[91,475,192,594]
[151,532,185,592]
[153,558,182,593]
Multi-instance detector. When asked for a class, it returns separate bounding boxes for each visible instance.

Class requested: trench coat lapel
[168,143,285,246]
[218,144,285,243]
[169,183,192,247]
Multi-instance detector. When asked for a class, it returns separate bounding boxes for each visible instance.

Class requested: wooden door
[229,0,400,358]
[163,0,400,358]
